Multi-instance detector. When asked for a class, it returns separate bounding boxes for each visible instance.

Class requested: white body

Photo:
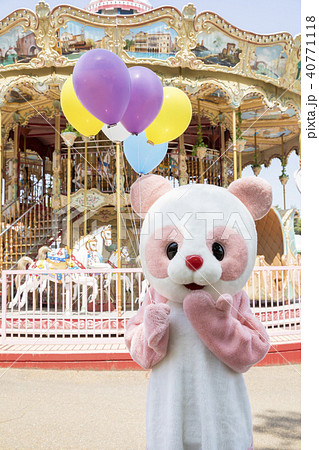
[146,301,252,450]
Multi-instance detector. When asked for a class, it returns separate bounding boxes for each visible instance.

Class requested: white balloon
[294,168,301,193]
[102,122,131,143]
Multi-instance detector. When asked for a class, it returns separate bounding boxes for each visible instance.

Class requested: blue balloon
[123,132,168,174]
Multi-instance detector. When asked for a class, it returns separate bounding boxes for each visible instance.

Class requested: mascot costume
[125,174,272,450]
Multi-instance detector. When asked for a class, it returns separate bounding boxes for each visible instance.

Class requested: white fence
[1,266,300,344]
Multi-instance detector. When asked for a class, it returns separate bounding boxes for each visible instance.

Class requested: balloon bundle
[60,49,192,175]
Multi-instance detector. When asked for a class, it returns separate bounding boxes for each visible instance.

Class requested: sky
[0,0,301,36]
[0,0,301,210]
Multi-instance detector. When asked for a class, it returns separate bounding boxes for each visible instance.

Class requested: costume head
[131,175,272,302]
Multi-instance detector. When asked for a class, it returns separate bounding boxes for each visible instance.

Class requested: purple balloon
[73,49,131,125]
[121,66,163,134]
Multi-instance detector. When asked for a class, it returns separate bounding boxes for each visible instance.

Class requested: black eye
[212,242,224,261]
[167,242,178,260]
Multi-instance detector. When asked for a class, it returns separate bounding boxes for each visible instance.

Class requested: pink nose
[185,255,203,271]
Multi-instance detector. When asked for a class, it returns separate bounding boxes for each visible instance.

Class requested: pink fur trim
[228,176,272,221]
[124,288,170,369]
[130,174,173,218]
[183,290,270,373]
[145,225,184,279]
[206,226,248,281]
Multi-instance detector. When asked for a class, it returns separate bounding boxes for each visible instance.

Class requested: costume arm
[125,289,170,370]
[183,290,270,373]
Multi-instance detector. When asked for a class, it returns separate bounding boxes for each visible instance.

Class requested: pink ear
[130,174,173,218]
[228,176,272,220]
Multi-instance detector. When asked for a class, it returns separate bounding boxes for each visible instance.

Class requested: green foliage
[294,216,301,235]
[280,157,289,177]
[236,108,242,140]
[230,108,244,141]
[252,153,261,168]
[192,122,205,156]
[62,123,80,136]
[86,38,96,49]
[124,39,135,50]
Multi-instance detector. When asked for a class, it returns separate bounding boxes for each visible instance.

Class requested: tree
[294,216,301,235]
[86,38,96,49]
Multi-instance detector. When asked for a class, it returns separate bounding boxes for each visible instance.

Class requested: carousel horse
[100,246,133,294]
[157,154,179,177]
[74,151,115,189]
[133,255,150,304]
[10,226,112,314]
[1,221,32,238]
[137,278,150,304]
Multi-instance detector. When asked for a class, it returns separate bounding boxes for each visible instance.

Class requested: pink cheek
[207,226,249,281]
[145,226,184,279]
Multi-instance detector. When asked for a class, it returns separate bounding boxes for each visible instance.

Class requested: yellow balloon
[60,76,103,137]
[145,87,192,145]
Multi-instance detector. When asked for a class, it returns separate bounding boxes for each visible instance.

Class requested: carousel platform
[0,333,301,370]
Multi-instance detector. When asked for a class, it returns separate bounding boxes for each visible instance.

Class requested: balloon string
[120,149,140,254]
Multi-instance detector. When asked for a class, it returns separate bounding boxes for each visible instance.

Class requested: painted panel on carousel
[123,22,179,61]
[241,107,296,121]
[250,45,287,80]
[193,30,241,68]
[0,25,40,67]
[70,188,108,212]
[58,20,111,62]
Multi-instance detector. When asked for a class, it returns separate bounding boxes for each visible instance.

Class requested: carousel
[0,1,301,346]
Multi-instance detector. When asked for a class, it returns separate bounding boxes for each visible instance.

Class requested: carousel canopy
[0,2,300,168]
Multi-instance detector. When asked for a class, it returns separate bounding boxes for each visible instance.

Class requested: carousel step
[0,335,300,370]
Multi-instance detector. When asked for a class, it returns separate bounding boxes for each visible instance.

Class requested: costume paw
[183,291,214,315]
[144,303,170,345]
[215,294,233,313]
[184,291,233,319]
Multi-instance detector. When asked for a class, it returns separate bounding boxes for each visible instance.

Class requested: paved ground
[0,364,300,449]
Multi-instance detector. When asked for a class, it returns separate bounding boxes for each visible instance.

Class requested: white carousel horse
[136,279,150,304]
[70,225,114,303]
[1,221,32,238]
[98,246,133,294]
[10,226,112,314]
[133,255,150,304]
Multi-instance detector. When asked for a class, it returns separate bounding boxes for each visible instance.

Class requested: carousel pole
[53,111,61,241]
[113,20,122,316]
[67,143,72,252]
[232,109,237,180]
[116,141,122,316]
[61,131,77,254]
[281,134,287,210]
[197,99,204,183]
[0,108,2,271]
[84,137,88,236]
[0,108,2,227]
[220,122,227,188]
[238,140,242,178]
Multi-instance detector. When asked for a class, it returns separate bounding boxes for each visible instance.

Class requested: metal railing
[1,266,300,345]
[244,265,301,335]
[0,193,52,270]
